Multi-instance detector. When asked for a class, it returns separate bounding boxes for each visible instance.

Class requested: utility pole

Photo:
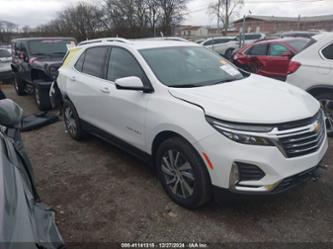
[224,0,229,35]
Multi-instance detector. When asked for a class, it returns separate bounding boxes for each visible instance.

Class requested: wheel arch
[307,85,333,97]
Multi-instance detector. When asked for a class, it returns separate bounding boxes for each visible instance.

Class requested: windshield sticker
[219,59,228,65]
[220,64,241,76]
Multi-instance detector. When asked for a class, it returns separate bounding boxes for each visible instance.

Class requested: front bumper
[0,70,13,81]
[194,128,328,194]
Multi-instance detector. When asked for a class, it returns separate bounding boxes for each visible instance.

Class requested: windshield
[286,39,310,52]
[140,46,244,88]
[28,39,76,56]
[0,49,11,58]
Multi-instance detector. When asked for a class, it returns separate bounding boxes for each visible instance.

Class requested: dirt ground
[2,84,333,244]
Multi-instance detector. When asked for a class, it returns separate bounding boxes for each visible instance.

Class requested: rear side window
[286,39,309,52]
[268,44,289,56]
[247,44,268,56]
[82,47,108,78]
[74,53,85,72]
[322,43,333,60]
[203,40,213,46]
[107,47,148,85]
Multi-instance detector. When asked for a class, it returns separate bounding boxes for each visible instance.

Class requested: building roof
[178,26,204,31]
[233,14,333,23]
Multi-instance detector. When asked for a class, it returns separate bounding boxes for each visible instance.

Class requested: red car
[232,38,310,81]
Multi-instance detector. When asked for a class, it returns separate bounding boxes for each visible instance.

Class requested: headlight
[206,116,274,146]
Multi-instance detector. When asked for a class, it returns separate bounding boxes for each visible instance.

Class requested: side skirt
[80,120,153,166]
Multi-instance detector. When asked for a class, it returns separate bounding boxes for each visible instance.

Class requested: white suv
[56,38,328,208]
[286,33,333,137]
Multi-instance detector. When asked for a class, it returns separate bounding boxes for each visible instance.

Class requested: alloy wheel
[319,99,333,134]
[161,150,195,199]
[64,106,77,136]
[35,87,41,106]
[14,78,19,92]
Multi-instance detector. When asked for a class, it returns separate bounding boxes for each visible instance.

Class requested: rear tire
[13,73,26,96]
[313,92,333,137]
[63,99,85,140]
[156,137,212,209]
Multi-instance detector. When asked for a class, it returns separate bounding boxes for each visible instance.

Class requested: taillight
[288,61,301,74]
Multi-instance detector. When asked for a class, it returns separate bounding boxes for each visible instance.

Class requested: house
[175,25,208,39]
[233,15,333,34]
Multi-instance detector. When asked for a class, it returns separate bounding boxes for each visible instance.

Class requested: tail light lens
[288,61,301,74]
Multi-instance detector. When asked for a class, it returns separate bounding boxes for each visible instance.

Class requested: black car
[0,99,64,248]
[11,37,76,110]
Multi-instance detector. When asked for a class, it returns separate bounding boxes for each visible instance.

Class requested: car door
[65,46,111,129]
[264,43,293,80]
[100,46,150,151]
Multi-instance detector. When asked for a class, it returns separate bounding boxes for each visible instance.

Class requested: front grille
[273,166,318,193]
[277,112,326,158]
[237,162,265,181]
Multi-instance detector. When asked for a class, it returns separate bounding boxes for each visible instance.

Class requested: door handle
[100,87,110,94]
[70,76,76,82]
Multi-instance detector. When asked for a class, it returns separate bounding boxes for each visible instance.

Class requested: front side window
[322,43,333,60]
[82,47,108,78]
[268,44,289,56]
[140,46,244,88]
[247,44,268,56]
[203,40,213,46]
[107,47,148,85]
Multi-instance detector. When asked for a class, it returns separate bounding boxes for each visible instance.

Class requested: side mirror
[0,99,23,127]
[115,76,153,93]
[281,51,293,58]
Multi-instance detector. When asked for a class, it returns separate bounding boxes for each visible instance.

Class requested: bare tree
[209,0,243,34]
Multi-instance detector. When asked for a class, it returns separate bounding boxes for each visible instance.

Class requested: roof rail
[137,37,189,42]
[78,37,130,46]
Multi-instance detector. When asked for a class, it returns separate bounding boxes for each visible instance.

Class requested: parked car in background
[287,32,333,136]
[274,31,320,39]
[11,37,76,110]
[0,48,13,83]
[232,37,310,81]
[202,33,266,59]
[0,99,63,248]
[55,38,327,209]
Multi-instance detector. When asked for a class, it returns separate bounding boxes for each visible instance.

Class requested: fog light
[229,163,240,188]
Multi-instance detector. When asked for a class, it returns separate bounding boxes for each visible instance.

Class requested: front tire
[34,85,51,111]
[63,99,85,140]
[313,92,333,137]
[156,137,212,209]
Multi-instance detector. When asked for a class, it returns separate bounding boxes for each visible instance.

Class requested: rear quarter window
[322,43,333,60]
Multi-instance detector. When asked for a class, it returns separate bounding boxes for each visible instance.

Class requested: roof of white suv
[78,39,198,50]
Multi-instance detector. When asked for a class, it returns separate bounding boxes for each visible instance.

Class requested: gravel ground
[2,84,333,244]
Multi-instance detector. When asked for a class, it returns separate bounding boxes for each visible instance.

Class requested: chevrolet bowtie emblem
[313,122,321,134]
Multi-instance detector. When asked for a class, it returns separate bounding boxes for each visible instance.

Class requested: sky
[0,0,332,27]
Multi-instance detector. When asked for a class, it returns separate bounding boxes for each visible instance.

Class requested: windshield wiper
[170,84,205,88]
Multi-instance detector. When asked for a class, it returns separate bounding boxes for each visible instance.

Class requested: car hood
[169,74,320,124]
